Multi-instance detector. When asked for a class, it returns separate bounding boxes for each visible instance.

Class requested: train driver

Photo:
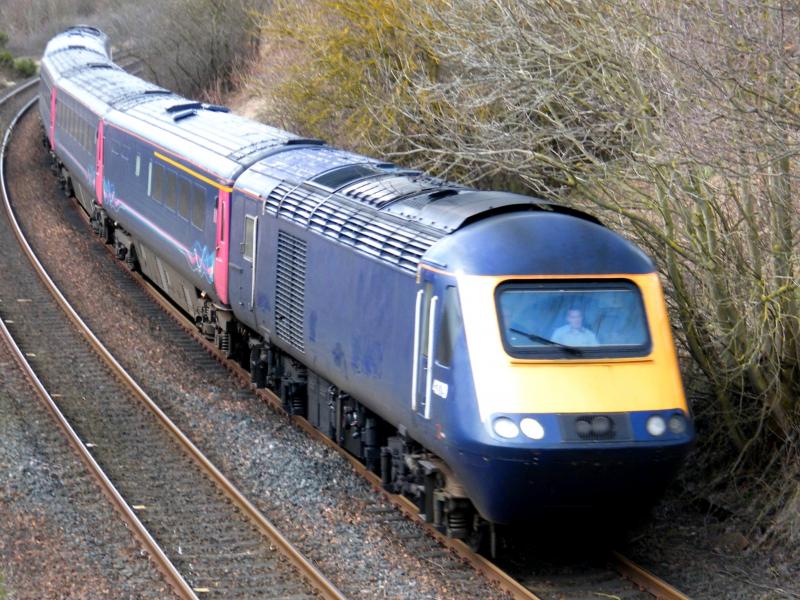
[551,308,598,346]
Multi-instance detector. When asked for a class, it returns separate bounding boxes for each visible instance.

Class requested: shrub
[0,31,8,50]
[0,51,13,70]
[13,57,37,77]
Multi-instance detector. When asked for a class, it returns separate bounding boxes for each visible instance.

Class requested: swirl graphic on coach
[181,241,215,284]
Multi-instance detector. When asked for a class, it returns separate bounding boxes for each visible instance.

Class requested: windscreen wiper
[510,328,582,355]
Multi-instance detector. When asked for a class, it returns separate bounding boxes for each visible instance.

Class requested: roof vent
[311,164,379,190]
[285,138,325,146]
[172,109,197,122]
[166,101,202,113]
[428,189,459,200]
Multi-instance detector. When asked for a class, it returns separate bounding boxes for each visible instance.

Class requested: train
[39,26,694,548]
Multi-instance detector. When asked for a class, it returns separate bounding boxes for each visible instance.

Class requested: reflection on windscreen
[497,282,650,357]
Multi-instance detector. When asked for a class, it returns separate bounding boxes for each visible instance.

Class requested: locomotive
[39,26,694,546]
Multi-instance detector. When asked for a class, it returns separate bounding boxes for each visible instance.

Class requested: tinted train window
[191,186,204,229]
[152,163,163,202]
[496,280,651,359]
[178,179,191,219]
[419,282,434,358]
[436,286,462,368]
[243,216,255,261]
[165,171,177,210]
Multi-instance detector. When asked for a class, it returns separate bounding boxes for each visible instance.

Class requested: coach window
[135,154,141,177]
[165,171,177,210]
[191,186,204,229]
[152,163,163,202]
[178,179,190,219]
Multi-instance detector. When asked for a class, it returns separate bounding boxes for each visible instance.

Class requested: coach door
[229,194,259,326]
[412,273,438,420]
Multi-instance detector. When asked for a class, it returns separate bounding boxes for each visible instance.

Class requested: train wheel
[467,516,497,558]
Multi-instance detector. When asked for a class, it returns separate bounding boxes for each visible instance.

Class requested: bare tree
[260,0,799,540]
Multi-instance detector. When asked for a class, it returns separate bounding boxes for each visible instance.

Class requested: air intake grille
[265,182,441,273]
[341,174,441,207]
[275,231,307,352]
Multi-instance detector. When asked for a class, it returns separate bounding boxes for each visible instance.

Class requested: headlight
[668,413,687,434]
[591,415,612,436]
[493,417,519,439]
[646,415,666,436]
[520,418,545,440]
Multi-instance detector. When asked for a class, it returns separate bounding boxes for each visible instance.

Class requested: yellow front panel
[457,273,688,422]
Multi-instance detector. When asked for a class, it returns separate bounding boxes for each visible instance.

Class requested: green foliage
[0,51,12,70]
[0,31,8,49]
[260,0,443,153]
[13,57,37,77]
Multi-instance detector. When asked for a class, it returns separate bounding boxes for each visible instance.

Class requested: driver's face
[567,310,583,329]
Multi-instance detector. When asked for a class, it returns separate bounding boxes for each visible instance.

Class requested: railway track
[1,79,342,600]
[2,76,692,599]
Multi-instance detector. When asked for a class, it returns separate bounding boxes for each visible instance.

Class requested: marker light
[668,414,687,434]
[520,418,545,440]
[646,415,667,436]
[493,417,519,439]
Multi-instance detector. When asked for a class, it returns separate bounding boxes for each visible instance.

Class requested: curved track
[1,87,343,600]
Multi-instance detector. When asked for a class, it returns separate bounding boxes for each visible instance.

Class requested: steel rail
[1,94,196,600]
[0,77,38,106]
[612,552,691,600]
[3,98,345,600]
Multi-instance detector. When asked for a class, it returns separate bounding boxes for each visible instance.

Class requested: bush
[13,57,37,77]
[0,31,8,50]
[0,50,12,70]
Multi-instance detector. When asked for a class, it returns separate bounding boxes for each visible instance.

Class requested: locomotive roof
[235,146,604,274]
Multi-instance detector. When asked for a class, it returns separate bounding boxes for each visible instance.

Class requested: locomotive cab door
[413,272,459,423]
[412,273,437,420]
[228,194,260,327]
